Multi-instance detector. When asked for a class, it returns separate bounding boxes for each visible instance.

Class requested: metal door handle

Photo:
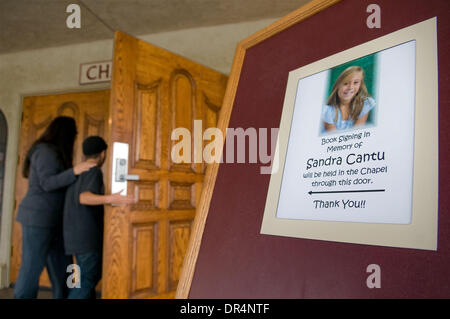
[111,142,139,196]
[115,158,140,182]
[123,174,139,181]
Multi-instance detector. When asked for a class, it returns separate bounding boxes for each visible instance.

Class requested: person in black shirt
[63,136,134,299]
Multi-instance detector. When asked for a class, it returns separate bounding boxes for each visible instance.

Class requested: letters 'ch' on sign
[79,61,112,85]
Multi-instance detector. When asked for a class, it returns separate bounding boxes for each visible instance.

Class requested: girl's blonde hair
[327,66,370,122]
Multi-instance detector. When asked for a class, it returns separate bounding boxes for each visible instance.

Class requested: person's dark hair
[84,152,103,160]
[82,136,107,161]
[22,116,77,178]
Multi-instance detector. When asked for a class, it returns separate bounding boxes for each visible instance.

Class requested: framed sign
[261,18,438,250]
[178,0,449,299]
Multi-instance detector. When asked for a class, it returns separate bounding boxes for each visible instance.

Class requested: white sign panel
[276,41,416,224]
[260,18,438,250]
[79,61,112,84]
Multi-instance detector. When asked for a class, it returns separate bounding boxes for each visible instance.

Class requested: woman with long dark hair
[14,116,96,299]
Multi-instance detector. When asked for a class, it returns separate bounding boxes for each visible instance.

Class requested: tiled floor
[0,288,52,299]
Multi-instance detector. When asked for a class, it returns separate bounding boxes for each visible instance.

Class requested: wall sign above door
[79,61,112,85]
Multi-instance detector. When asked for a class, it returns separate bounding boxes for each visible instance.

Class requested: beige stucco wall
[0,18,277,288]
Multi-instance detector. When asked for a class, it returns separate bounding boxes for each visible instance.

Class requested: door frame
[0,110,8,286]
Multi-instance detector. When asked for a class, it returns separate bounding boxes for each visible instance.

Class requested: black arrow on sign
[308,189,385,195]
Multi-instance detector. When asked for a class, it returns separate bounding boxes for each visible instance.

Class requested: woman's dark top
[16,143,76,227]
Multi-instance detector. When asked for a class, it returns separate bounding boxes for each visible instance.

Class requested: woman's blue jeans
[14,224,72,299]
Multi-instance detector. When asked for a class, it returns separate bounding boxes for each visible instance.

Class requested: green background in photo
[326,53,377,125]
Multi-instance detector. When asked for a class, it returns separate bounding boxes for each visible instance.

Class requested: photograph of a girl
[322,65,375,131]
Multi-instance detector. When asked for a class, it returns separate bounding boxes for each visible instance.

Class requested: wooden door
[10,90,110,288]
[102,31,227,298]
